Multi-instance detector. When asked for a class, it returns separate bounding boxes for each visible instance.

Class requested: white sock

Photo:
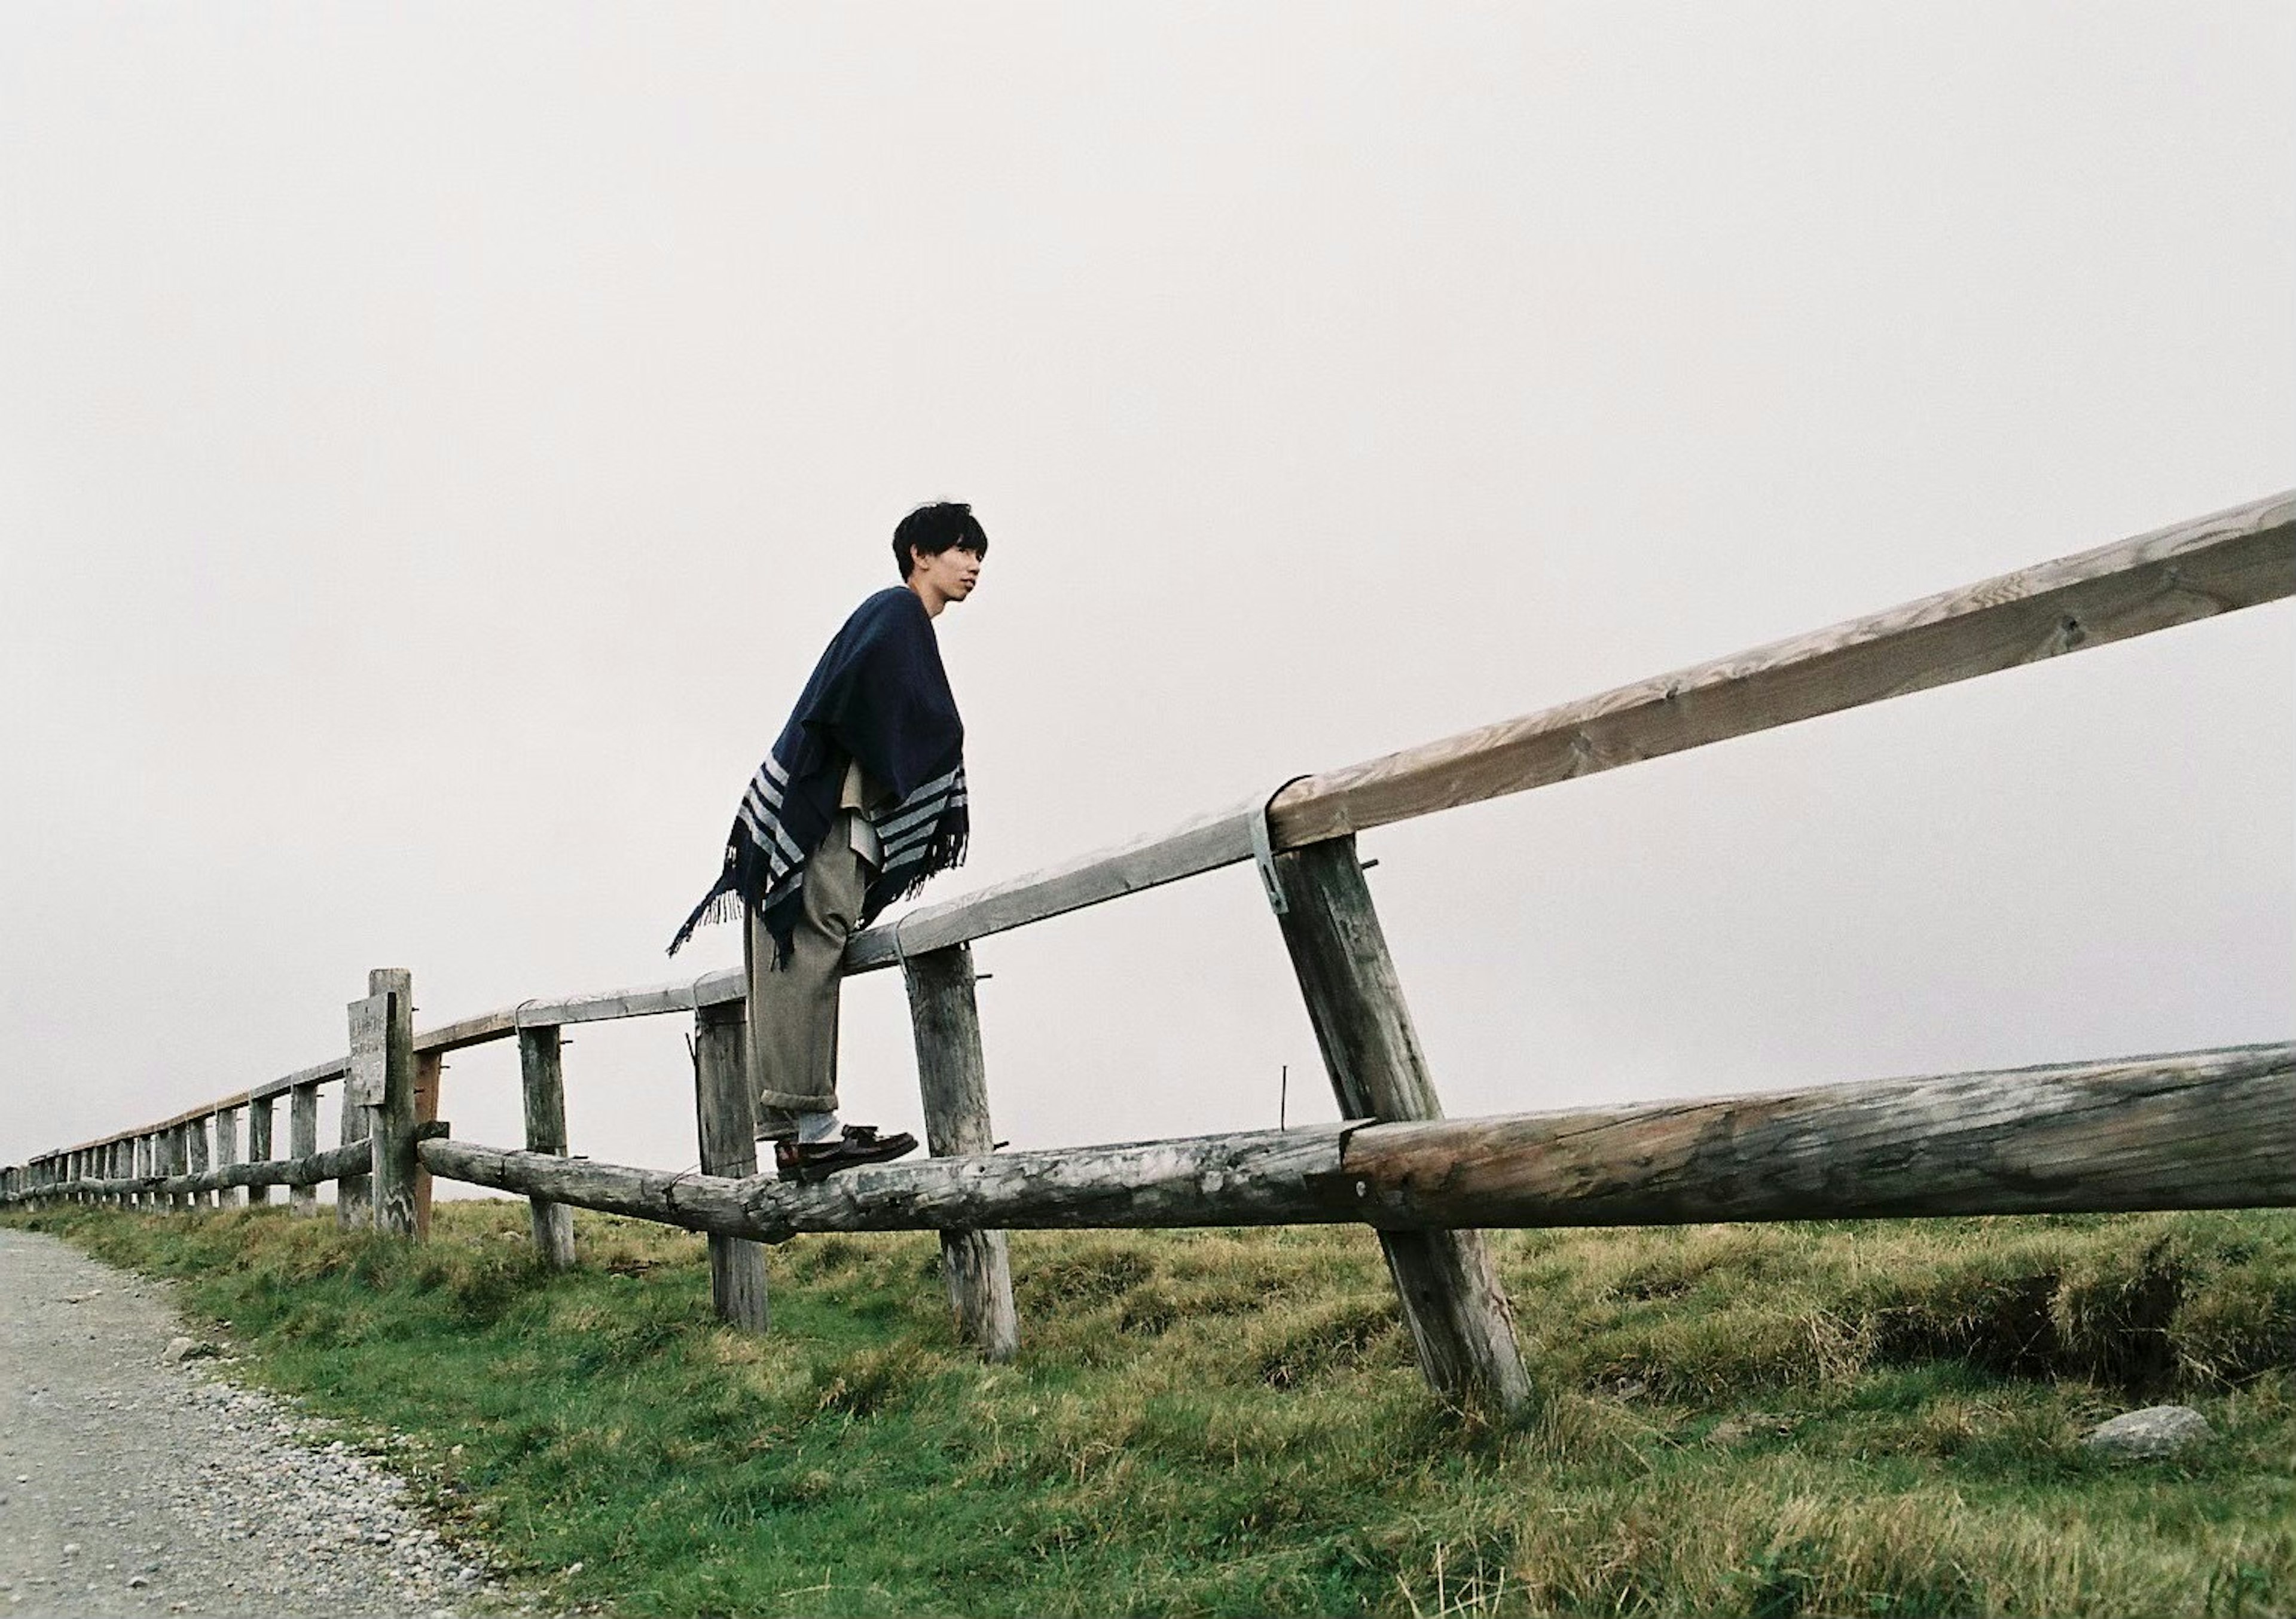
[796,1111,842,1145]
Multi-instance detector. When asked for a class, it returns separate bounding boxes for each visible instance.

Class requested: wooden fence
[8,490,2293,1415]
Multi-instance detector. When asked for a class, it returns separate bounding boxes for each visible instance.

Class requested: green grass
[10,1201,2295,1617]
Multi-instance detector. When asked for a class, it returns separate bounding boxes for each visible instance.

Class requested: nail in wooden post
[364,969,420,1238]
[247,1099,276,1207]
[517,1026,576,1269]
[1270,836,1533,1415]
[289,1083,320,1216]
[691,1001,770,1332]
[413,1051,442,1238]
[902,943,1019,1362]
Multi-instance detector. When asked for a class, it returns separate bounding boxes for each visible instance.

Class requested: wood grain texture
[417,1138,765,1238]
[216,1105,245,1208]
[516,980,704,1028]
[516,1026,576,1269]
[247,1099,276,1207]
[389,1045,2294,1242]
[903,945,1019,1361]
[413,1052,442,1238]
[1270,837,1532,1413]
[337,1050,372,1230]
[19,1138,383,1205]
[185,1117,213,1208]
[692,1002,770,1333]
[248,1059,348,1105]
[1339,1043,2296,1226]
[288,1083,320,1216]
[413,1009,517,1053]
[1269,490,2296,847]
[842,799,1261,973]
[363,968,422,1236]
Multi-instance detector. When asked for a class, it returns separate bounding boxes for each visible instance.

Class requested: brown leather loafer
[774,1124,918,1184]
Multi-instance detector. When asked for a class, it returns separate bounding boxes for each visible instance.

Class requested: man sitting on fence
[668,502,986,1181]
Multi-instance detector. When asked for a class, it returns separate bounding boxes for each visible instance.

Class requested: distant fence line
[8,490,2293,1416]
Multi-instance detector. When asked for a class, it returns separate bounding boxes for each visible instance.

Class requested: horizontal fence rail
[30,1140,380,1203]
[412,1043,2292,1240]
[7,490,2292,1412]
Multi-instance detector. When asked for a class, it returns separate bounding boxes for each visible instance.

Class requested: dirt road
[0,1226,511,1618]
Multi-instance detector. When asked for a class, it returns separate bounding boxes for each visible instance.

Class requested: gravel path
[0,1227,521,1618]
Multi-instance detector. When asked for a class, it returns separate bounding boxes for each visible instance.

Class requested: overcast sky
[4,4,2289,1184]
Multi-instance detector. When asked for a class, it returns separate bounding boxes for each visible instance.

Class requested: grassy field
[8,1199,2294,1617]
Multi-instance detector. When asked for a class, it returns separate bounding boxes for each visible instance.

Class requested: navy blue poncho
[668,586,969,965]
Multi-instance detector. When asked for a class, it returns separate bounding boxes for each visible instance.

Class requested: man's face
[910,543,984,604]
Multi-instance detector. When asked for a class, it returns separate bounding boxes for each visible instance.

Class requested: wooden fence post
[289,1083,320,1216]
[691,1002,770,1333]
[365,969,420,1238]
[337,1065,373,1230]
[902,943,1019,1361]
[517,1026,576,1269]
[187,1116,213,1209]
[218,1106,245,1207]
[1269,835,1533,1415]
[413,1052,442,1236]
[247,1099,276,1206]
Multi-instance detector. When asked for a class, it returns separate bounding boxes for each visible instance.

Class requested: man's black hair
[893,501,989,579]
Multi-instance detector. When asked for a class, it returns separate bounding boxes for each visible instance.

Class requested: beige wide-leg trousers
[744,811,872,1138]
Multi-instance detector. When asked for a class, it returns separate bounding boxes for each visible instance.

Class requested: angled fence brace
[1268,833,1534,1416]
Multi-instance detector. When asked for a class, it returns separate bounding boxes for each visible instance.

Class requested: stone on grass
[2083,1404,2212,1460]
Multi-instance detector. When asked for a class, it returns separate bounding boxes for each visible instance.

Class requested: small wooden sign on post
[346,992,392,1108]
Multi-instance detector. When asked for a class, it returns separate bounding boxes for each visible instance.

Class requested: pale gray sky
[4,4,2290,1181]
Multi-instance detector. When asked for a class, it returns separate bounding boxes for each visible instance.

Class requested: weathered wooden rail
[7,490,2292,1417]
[412,1044,2294,1238]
